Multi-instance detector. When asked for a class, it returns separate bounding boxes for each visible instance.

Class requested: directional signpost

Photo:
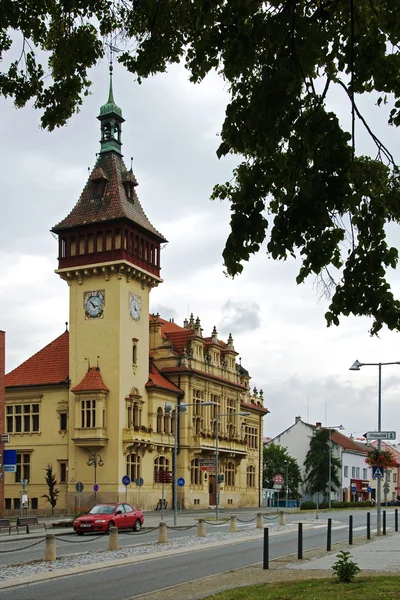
[273,474,283,507]
[365,431,396,440]
[200,458,216,471]
[122,475,131,502]
[75,481,84,512]
[135,477,144,509]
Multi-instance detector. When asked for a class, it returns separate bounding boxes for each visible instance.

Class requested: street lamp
[327,425,344,509]
[284,461,289,508]
[216,411,250,521]
[349,359,400,535]
[165,401,213,526]
[87,453,104,505]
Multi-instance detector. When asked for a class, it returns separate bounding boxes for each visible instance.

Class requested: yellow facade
[3,79,268,516]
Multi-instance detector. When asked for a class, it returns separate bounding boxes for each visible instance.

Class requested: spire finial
[108,62,115,104]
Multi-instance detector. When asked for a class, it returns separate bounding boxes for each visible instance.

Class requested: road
[0,509,396,600]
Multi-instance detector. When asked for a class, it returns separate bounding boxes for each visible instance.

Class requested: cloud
[219,299,261,335]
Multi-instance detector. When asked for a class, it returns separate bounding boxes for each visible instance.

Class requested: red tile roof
[5,331,69,388]
[146,362,182,394]
[331,430,367,453]
[241,401,270,415]
[71,367,110,393]
[52,153,166,242]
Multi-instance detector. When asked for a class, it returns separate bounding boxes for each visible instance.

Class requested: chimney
[295,416,301,424]
[316,422,322,428]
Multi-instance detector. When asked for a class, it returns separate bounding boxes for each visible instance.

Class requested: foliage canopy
[2,1,400,334]
[304,428,341,497]
[263,442,302,498]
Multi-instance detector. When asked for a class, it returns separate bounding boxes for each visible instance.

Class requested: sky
[1,52,400,445]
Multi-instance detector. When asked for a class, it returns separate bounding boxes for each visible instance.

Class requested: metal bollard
[298,523,303,559]
[279,511,286,526]
[44,533,56,562]
[158,521,168,544]
[395,509,398,532]
[108,526,119,551]
[367,511,371,540]
[327,518,332,552]
[349,515,353,545]
[383,510,386,536]
[197,518,206,537]
[229,515,237,533]
[256,512,263,529]
[263,527,269,570]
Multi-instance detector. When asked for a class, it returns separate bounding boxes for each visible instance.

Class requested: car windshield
[88,505,115,515]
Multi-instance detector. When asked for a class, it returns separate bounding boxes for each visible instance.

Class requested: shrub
[300,501,316,510]
[51,520,74,528]
[332,550,360,583]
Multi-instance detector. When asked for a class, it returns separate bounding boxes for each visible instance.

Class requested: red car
[73,503,144,535]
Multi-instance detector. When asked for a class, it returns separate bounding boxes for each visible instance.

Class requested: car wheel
[107,521,115,533]
[76,532,84,536]
[133,519,141,532]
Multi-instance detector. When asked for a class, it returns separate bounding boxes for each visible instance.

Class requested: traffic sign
[177,477,185,487]
[135,477,144,487]
[367,486,372,493]
[75,481,84,493]
[372,466,384,479]
[273,484,282,490]
[273,474,284,485]
[1,434,10,443]
[351,485,357,493]
[365,431,396,440]
[122,475,131,486]
[93,484,99,492]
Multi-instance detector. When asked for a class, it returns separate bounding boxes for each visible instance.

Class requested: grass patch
[203,577,400,599]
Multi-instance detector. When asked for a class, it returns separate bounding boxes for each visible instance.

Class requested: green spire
[97,63,125,155]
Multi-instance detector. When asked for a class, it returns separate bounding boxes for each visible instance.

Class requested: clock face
[84,290,105,320]
[129,292,141,322]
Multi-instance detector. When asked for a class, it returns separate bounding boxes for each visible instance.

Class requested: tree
[263,442,302,499]
[304,429,341,499]
[2,2,400,334]
[42,463,59,515]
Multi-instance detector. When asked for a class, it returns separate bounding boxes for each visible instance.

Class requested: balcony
[72,428,108,447]
[122,428,174,453]
[192,434,248,457]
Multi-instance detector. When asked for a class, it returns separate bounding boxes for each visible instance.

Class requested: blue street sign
[177,477,185,487]
[372,466,384,479]
[367,486,372,493]
[351,485,357,493]
[122,475,131,486]
[3,450,17,472]
[93,484,99,492]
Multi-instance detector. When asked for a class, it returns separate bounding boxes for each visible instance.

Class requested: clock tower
[52,67,167,503]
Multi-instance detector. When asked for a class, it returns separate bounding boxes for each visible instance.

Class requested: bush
[332,550,360,583]
[300,501,316,510]
[51,520,74,528]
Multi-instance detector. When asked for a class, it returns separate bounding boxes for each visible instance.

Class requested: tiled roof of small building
[5,331,69,388]
[52,153,166,242]
[71,366,110,393]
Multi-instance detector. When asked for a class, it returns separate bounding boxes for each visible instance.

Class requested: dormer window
[89,167,108,200]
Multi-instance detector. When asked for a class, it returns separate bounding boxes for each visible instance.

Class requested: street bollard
[298,523,303,559]
[349,515,353,545]
[229,515,237,533]
[158,521,168,543]
[327,518,332,552]
[395,509,398,532]
[279,511,286,526]
[108,526,119,551]
[197,518,206,537]
[367,512,371,540]
[383,510,386,536]
[44,533,56,562]
[256,513,263,529]
[263,527,269,570]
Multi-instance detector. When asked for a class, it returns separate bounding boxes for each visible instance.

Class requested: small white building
[270,417,369,502]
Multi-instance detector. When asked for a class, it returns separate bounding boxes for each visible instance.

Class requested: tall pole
[216,415,220,521]
[173,408,178,526]
[377,363,382,536]
[94,457,97,505]
[328,428,332,510]
[285,462,288,508]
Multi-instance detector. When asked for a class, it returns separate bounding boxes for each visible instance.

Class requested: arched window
[225,461,235,487]
[154,456,169,482]
[247,465,256,488]
[171,410,176,435]
[193,416,201,435]
[164,412,170,434]
[126,453,141,481]
[156,407,163,433]
[190,458,202,485]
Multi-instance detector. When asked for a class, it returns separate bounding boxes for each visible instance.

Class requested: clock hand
[90,300,97,308]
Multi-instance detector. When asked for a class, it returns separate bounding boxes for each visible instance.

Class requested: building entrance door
[208,474,216,505]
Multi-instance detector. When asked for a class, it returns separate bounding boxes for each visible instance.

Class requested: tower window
[81,399,96,428]
[132,339,138,365]
[60,412,68,431]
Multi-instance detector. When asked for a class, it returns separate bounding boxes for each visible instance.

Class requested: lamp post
[327,425,344,509]
[349,359,400,535]
[87,453,104,505]
[215,411,250,521]
[284,461,289,508]
[165,401,213,526]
